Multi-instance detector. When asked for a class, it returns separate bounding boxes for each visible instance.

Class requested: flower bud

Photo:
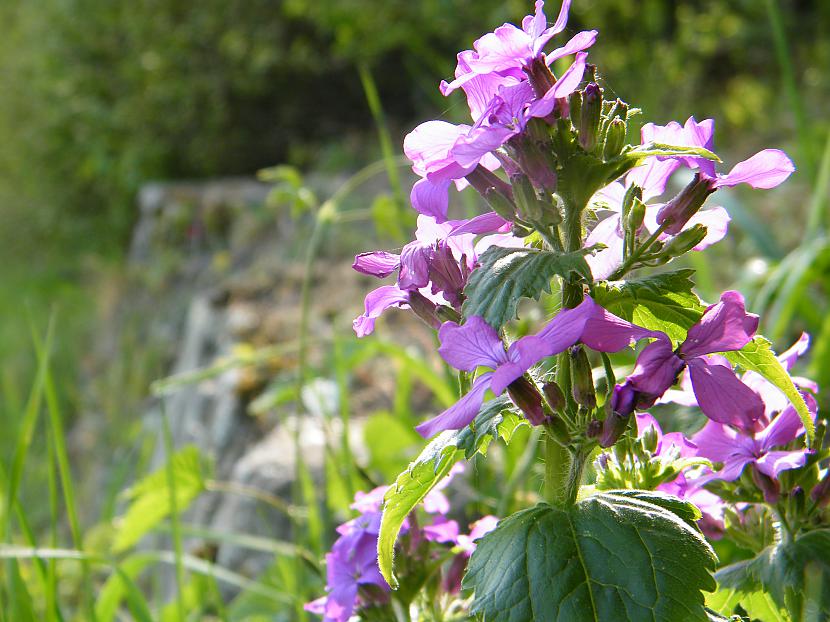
[610,383,637,418]
[513,137,558,193]
[586,419,602,438]
[542,381,566,412]
[507,376,546,426]
[568,91,582,128]
[600,412,630,448]
[603,117,627,160]
[752,466,780,504]
[584,63,598,84]
[624,197,646,235]
[656,173,717,234]
[641,426,659,454]
[659,224,708,258]
[511,221,534,237]
[407,292,441,330]
[621,184,643,222]
[435,305,461,324]
[596,452,610,470]
[524,57,557,100]
[511,174,544,222]
[579,83,603,152]
[790,486,806,516]
[483,188,517,221]
[604,98,628,123]
[546,415,571,444]
[811,471,830,507]
[569,347,597,410]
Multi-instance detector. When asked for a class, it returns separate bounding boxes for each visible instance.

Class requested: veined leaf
[716,528,830,619]
[463,246,592,328]
[113,445,211,552]
[706,588,789,622]
[463,493,717,622]
[723,336,815,444]
[378,396,526,587]
[593,270,706,344]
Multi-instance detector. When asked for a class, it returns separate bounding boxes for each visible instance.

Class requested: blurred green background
[0,0,828,619]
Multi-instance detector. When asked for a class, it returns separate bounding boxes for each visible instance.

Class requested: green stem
[544,429,571,506]
[609,221,670,280]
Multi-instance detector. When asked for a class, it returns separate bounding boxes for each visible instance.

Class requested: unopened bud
[511,174,544,222]
[625,198,646,234]
[546,415,571,444]
[523,57,557,100]
[511,221,534,237]
[435,305,461,324]
[507,376,546,426]
[605,99,628,123]
[483,188,517,221]
[641,425,659,454]
[570,347,597,410]
[568,91,582,128]
[656,173,717,234]
[752,466,780,504]
[514,138,558,193]
[600,412,630,448]
[586,419,602,438]
[579,83,603,152]
[596,452,610,470]
[621,184,643,222]
[811,471,830,507]
[407,292,441,330]
[660,224,708,258]
[603,117,627,160]
[610,383,637,418]
[584,63,598,84]
[542,381,566,412]
[790,486,806,516]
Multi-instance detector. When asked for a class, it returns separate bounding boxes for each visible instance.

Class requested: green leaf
[463,493,717,622]
[463,246,592,328]
[716,529,830,619]
[593,269,706,344]
[706,588,789,622]
[378,396,525,587]
[723,336,815,443]
[113,445,211,552]
[627,142,722,163]
[605,489,702,527]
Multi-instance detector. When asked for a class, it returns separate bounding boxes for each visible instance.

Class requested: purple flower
[415,298,598,437]
[586,118,732,279]
[415,297,665,438]
[305,487,390,622]
[651,118,794,232]
[615,291,764,429]
[691,398,815,483]
[440,1,596,97]
[635,413,697,459]
[658,332,820,425]
[352,215,520,337]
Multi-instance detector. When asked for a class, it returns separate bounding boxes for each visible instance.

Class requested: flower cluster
[332,1,822,619]
[306,469,498,622]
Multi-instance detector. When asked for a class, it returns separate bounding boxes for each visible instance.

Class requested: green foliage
[463,493,717,622]
[707,587,790,622]
[463,247,593,328]
[724,336,815,443]
[716,529,830,621]
[378,396,526,587]
[593,269,706,344]
[113,445,211,552]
